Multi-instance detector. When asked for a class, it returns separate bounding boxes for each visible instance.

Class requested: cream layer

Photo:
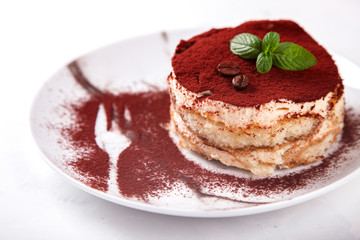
[168,71,343,129]
[170,100,344,176]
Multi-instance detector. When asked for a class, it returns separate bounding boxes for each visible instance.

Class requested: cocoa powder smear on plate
[61,61,360,202]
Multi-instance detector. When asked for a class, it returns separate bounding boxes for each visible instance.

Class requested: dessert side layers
[168,20,344,176]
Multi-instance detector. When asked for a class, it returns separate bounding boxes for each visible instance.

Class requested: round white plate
[30,29,360,218]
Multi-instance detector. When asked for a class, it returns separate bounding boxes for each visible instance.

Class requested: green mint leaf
[256,52,272,73]
[272,42,317,70]
[262,32,280,54]
[230,33,262,59]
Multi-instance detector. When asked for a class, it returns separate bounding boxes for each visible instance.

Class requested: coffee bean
[232,75,249,90]
[217,61,240,76]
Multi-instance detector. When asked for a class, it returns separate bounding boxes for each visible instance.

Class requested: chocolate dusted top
[172,20,343,107]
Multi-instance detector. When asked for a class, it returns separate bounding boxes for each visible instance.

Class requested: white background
[1,0,360,239]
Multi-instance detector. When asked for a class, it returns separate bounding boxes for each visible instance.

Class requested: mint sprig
[230,32,317,73]
[229,33,262,59]
[262,32,280,54]
[256,52,272,73]
[272,42,318,70]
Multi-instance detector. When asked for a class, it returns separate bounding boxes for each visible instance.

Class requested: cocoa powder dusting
[62,97,110,191]
[62,90,360,202]
[172,20,343,107]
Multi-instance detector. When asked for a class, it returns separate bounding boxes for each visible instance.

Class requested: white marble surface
[1,0,360,239]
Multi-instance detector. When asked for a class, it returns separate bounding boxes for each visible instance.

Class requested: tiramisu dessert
[168,20,344,176]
